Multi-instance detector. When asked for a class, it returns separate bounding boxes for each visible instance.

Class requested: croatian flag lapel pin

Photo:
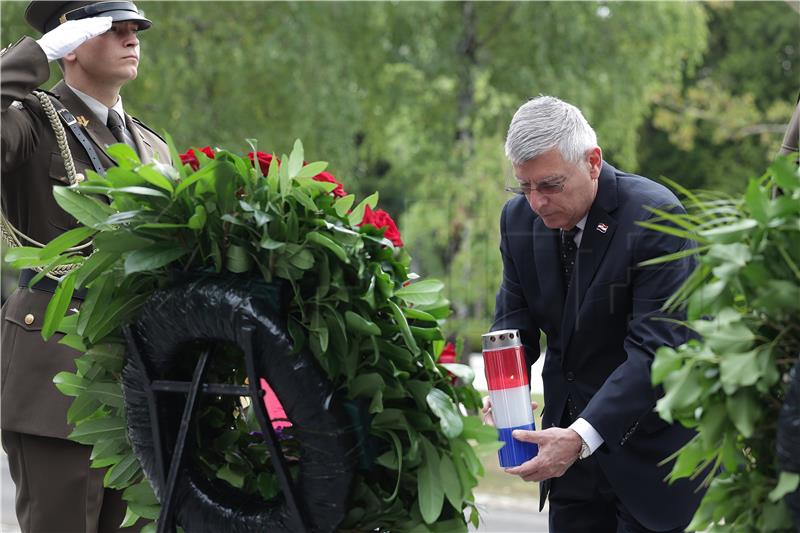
[596,222,608,234]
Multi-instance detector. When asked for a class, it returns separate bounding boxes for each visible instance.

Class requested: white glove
[35,17,113,62]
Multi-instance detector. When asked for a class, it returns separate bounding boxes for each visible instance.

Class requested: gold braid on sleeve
[1,90,93,280]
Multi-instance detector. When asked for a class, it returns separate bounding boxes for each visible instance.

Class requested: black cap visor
[58,2,151,31]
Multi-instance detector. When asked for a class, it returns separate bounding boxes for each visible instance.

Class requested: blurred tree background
[2,1,797,351]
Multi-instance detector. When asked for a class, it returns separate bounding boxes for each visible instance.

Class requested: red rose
[247,151,276,175]
[179,146,215,171]
[358,205,404,247]
[439,342,458,384]
[312,170,346,197]
[439,342,457,364]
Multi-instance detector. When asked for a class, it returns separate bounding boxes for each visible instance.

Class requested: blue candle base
[497,423,538,468]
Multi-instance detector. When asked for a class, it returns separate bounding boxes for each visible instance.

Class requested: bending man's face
[512,147,602,230]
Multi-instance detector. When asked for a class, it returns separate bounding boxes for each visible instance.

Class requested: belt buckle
[58,108,78,127]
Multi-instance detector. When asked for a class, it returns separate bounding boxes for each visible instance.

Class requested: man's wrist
[566,428,588,460]
[569,417,604,458]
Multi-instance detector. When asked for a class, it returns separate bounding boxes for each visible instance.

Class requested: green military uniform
[1,13,169,532]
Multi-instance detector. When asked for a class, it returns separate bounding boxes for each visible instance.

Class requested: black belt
[48,96,106,176]
[19,269,87,300]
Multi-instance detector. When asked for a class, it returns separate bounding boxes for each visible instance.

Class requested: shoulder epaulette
[13,91,50,114]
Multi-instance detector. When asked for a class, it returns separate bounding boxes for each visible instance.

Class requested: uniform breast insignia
[76,115,90,127]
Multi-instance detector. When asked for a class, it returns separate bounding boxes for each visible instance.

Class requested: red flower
[312,170,346,197]
[439,342,458,364]
[439,342,458,384]
[179,146,215,171]
[358,205,404,247]
[248,151,276,175]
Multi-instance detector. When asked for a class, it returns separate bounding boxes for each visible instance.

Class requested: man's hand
[481,396,538,427]
[36,17,112,62]
[504,427,583,482]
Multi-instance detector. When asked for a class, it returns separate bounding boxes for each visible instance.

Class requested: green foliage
[641,2,799,196]
[401,137,509,352]
[1,0,721,353]
[10,140,496,531]
[647,157,800,532]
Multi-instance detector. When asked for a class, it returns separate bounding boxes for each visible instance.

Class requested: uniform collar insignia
[76,115,90,127]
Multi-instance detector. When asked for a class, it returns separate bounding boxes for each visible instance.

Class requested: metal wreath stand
[121,277,357,533]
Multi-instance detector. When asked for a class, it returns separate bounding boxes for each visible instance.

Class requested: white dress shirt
[67,84,127,129]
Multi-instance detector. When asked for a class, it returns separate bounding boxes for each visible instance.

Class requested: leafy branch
[645,157,800,532]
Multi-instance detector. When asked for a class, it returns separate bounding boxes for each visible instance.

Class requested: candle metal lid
[481,329,522,351]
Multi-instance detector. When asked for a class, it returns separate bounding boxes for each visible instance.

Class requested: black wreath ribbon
[121,276,356,533]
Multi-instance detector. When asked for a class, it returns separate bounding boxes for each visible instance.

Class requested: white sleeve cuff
[569,418,604,455]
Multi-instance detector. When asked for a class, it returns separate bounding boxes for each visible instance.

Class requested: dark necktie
[559,227,580,292]
[106,108,137,150]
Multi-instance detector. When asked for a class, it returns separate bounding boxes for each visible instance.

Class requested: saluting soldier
[1,2,170,531]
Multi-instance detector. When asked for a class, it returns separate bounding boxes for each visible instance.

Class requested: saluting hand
[36,17,112,62]
[504,427,582,482]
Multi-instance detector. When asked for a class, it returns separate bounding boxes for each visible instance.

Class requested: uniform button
[24,314,35,325]
[74,172,85,183]
[566,371,575,382]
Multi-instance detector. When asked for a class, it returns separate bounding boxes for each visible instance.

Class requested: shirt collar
[570,213,589,247]
[67,85,126,127]
[575,213,588,233]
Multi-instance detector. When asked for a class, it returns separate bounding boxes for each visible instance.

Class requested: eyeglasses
[504,176,567,195]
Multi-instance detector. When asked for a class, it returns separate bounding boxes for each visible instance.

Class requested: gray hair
[505,95,598,165]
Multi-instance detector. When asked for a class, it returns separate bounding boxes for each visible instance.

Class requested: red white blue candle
[482,329,538,467]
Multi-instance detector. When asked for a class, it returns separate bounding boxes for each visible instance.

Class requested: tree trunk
[456,1,477,157]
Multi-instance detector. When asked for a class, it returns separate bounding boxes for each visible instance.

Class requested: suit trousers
[1,430,145,533]
[548,454,687,533]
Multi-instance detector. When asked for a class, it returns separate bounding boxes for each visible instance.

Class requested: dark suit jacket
[1,36,170,439]
[493,162,705,530]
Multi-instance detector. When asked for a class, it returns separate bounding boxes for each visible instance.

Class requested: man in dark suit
[487,96,705,532]
[1,2,170,531]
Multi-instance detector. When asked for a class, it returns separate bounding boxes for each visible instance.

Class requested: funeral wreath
[6,138,501,532]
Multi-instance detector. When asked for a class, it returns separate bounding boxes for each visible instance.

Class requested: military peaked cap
[26,1,152,33]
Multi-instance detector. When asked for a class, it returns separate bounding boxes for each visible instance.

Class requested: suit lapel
[561,163,619,354]
[51,81,116,165]
[533,217,565,328]
[126,114,153,164]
